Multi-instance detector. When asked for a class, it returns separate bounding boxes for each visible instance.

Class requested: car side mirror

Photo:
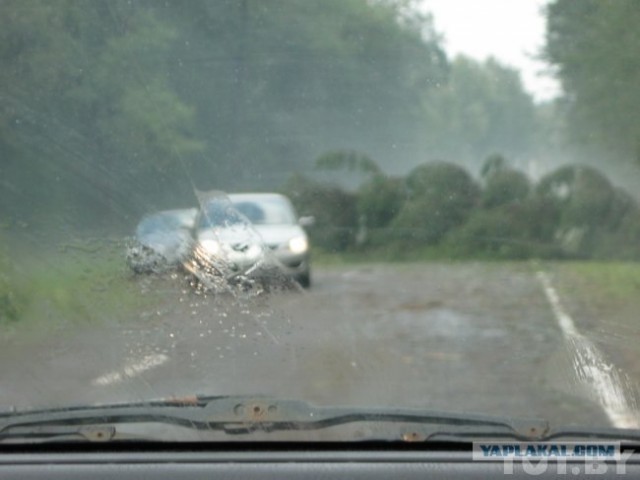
[298,216,315,227]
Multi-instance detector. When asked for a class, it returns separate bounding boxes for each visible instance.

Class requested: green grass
[549,261,640,304]
[311,244,539,266]
[0,242,163,339]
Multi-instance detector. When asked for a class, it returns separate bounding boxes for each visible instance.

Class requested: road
[1,262,638,431]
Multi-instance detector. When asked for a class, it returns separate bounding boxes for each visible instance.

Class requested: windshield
[1,0,640,443]
[136,210,196,237]
[231,196,297,225]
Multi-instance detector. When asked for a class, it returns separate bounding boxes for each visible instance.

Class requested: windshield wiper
[0,395,636,444]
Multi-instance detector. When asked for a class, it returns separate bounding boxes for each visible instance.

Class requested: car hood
[197,224,305,248]
[139,229,193,262]
[134,209,198,263]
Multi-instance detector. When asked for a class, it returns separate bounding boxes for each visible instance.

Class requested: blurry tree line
[0,0,638,240]
[282,151,640,260]
[0,0,540,235]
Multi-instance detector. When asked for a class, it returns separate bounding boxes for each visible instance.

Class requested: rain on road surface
[1,262,638,429]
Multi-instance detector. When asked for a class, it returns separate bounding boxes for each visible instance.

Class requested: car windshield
[2,0,640,444]
[197,197,247,230]
[231,197,297,225]
[136,210,196,238]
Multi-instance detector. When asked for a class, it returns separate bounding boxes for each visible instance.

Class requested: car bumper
[230,248,309,278]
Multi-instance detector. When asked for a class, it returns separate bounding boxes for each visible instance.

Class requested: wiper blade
[0,395,543,442]
[0,425,116,443]
[0,395,635,443]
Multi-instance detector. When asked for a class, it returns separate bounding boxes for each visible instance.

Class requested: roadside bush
[536,165,637,258]
[590,199,640,260]
[357,174,406,230]
[0,240,25,323]
[447,197,563,259]
[607,188,639,231]
[482,168,531,208]
[537,165,615,230]
[280,173,358,252]
[615,210,640,258]
[392,162,480,245]
[0,281,21,323]
[405,161,480,202]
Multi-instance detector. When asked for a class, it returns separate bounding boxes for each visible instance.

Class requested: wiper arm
[0,425,116,443]
[0,395,635,443]
[0,395,543,443]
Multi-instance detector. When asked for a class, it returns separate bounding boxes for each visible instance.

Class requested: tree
[545,0,640,163]
[482,170,530,209]
[153,0,448,189]
[425,56,537,163]
[536,165,617,255]
[315,150,381,176]
[537,165,615,230]
[392,162,480,244]
[480,155,530,209]
[357,175,406,230]
[0,0,203,229]
[280,173,358,252]
[447,198,561,259]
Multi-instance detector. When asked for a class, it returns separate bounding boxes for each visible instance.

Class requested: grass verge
[0,240,163,339]
[547,261,640,307]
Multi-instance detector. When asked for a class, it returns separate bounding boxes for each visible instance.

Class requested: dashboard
[1,444,639,479]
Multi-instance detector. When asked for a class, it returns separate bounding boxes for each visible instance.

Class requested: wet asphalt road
[1,262,636,430]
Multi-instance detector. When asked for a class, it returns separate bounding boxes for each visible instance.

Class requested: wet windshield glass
[1,0,640,441]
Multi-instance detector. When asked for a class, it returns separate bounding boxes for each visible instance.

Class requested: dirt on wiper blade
[0,395,636,444]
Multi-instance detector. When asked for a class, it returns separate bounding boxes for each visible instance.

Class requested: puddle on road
[363,307,507,341]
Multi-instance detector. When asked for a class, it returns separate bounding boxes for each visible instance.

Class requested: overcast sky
[420,0,560,102]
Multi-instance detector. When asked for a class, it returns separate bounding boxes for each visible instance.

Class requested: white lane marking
[537,271,639,429]
[91,354,169,387]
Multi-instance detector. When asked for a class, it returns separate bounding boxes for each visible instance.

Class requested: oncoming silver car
[127,192,312,288]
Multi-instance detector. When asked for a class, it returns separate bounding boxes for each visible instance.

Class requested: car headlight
[288,236,308,254]
[200,239,222,255]
[247,244,262,257]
